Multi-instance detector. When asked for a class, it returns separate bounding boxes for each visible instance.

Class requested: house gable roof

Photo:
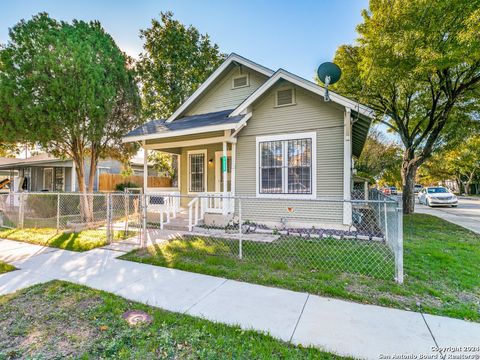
[230,69,374,118]
[229,68,374,157]
[167,53,274,122]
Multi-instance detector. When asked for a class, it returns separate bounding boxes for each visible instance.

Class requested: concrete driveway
[415,197,480,234]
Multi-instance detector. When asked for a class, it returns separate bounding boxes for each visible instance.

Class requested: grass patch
[0,281,340,359]
[121,214,480,322]
[0,227,135,252]
[0,261,15,274]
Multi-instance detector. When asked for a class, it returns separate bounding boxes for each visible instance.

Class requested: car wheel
[426,199,431,207]
[451,205,458,208]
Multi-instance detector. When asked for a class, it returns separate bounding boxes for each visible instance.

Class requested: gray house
[0,153,151,192]
[123,53,373,229]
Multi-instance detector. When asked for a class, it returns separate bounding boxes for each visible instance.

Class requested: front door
[215,151,231,192]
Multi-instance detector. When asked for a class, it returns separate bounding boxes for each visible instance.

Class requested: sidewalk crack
[289,293,309,343]
[183,278,229,314]
[421,312,445,360]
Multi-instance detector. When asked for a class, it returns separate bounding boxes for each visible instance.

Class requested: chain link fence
[141,190,403,283]
[0,190,403,283]
[0,192,142,245]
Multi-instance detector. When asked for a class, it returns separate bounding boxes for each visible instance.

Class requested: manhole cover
[122,310,152,325]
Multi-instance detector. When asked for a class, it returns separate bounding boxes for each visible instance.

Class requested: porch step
[158,213,203,231]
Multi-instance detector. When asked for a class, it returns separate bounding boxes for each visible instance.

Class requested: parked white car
[418,187,458,207]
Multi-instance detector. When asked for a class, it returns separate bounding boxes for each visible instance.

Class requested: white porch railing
[188,192,234,231]
[201,192,234,215]
[188,196,202,231]
[146,189,180,230]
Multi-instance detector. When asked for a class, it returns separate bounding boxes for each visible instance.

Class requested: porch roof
[0,154,72,170]
[123,110,244,143]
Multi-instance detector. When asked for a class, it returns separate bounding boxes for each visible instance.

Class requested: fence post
[124,191,129,236]
[56,193,60,232]
[383,200,388,242]
[395,204,404,284]
[238,198,242,260]
[106,193,111,244]
[142,194,147,248]
[18,192,25,229]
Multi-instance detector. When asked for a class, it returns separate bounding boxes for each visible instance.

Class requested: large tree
[0,13,141,199]
[138,11,226,119]
[420,135,480,194]
[0,143,19,158]
[331,0,480,213]
[355,128,402,186]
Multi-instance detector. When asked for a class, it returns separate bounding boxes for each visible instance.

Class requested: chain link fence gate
[0,190,403,283]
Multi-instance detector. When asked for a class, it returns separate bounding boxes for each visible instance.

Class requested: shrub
[115,181,141,192]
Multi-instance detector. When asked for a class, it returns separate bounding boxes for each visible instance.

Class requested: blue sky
[1,0,368,80]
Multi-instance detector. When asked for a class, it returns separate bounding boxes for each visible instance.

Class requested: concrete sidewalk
[1,239,479,359]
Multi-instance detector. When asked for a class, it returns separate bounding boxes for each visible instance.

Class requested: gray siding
[235,83,345,225]
[185,67,268,116]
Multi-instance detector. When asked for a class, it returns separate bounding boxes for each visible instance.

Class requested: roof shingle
[125,109,243,138]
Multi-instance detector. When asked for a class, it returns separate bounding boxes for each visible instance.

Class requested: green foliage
[115,181,140,192]
[331,0,480,212]
[0,281,334,358]
[0,227,134,252]
[119,164,134,177]
[0,261,15,274]
[137,11,226,119]
[0,142,20,157]
[148,150,175,178]
[356,128,402,186]
[0,13,141,192]
[420,135,480,193]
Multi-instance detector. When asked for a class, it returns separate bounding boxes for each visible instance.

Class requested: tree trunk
[72,154,93,223]
[401,151,418,214]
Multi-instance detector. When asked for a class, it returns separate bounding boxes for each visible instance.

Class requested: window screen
[189,153,205,192]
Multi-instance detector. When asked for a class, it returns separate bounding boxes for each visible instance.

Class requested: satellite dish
[317,62,342,102]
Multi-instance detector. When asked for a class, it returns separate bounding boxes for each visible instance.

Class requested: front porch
[140,129,237,231]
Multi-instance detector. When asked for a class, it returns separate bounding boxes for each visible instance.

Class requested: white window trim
[255,132,316,199]
[231,73,250,89]
[187,149,207,193]
[274,87,296,108]
[43,167,54,191]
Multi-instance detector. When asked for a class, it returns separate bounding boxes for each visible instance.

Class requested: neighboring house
[123,53,373,228]
[0,153,156,192]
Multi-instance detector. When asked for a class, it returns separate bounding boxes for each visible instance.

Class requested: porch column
[222,141,227,195]
[222,141,227,215]
[143,147,149,192]
[343,108,352,225]
[231,142,236,196]
[176,154,181,190]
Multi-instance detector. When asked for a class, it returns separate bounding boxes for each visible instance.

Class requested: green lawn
[0,281,340,359]
[121,214,480,322]
[0,227,135,252]
[0,261,15,274]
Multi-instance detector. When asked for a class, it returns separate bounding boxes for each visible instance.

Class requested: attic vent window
[276,88,295,107]
[232,74,249,89]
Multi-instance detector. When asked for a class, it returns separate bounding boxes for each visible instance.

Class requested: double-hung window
[188,150,207,193]
[257,132,316,198]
